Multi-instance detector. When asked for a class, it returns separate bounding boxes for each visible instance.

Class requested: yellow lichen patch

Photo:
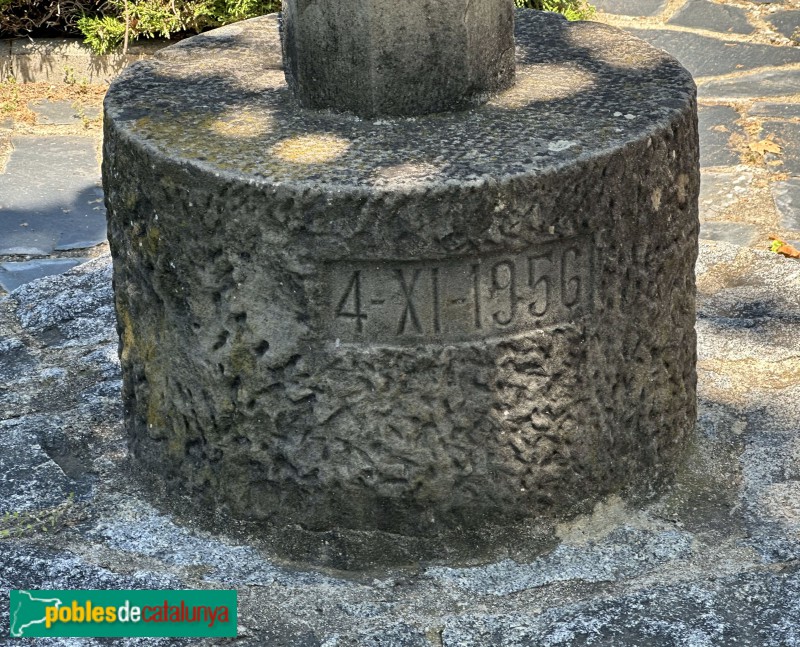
[490,64,595,109]
[270,134,351,165]
[204,107,274,139]
[698,358,800,391]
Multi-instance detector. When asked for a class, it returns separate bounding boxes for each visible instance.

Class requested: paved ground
[592,0,800,253]
[0,91,106,293]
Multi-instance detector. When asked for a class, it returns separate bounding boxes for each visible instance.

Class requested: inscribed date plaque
[324,236,594,344]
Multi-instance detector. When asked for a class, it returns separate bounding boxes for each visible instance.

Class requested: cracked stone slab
[700,171,752,220]
[592,0,667,16]
[27,99,101,126]
[700,68,800,100]
[699,105,744,167]
[700,221,761,246]
[668,0,754,35]
[627,29,800,78]
[766,9,800,40]
[0,136,106,255]
[773,179,800,231]
[0,258,87,293]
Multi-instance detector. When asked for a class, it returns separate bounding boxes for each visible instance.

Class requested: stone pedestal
[103,11,699,566]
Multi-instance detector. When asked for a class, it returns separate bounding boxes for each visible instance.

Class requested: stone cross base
[103,11,699,567]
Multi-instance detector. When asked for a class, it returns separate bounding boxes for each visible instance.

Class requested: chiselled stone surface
[103,11,699,563]
[281,0,515,117]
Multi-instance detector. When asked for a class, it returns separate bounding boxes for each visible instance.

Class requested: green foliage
[515,0,596,21]
[76,0,279,53]
[76,14,126,55]
[2,1,594,56]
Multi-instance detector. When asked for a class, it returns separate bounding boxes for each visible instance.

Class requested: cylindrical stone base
[103,11,699,566]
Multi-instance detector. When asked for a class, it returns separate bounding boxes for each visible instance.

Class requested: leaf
[749,135,782,157]
[769,235,800,259]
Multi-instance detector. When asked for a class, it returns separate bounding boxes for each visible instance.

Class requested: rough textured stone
[0,242,798,644]
[281,0,515,117]
[668,0,754,35]
[102,11,699,564]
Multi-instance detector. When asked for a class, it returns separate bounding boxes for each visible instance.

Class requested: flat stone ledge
[2,37,169,83]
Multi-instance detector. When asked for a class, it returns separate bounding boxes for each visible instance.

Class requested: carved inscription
[325,237,593,344]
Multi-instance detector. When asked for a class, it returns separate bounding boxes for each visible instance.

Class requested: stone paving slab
[699,220,761,245]
[0,136,105,255]
[0,258,87,293]
[700,171,753,220]
[628,28,800,78]
[773,179,800,231]
[592,0,667,16]
[762,120,800,174]
[698,104,745,167]
[766,9,800,40]
[28,99,101,126]
[668,0,754,35]
[700,68,800,99]
[749,101,800,118]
